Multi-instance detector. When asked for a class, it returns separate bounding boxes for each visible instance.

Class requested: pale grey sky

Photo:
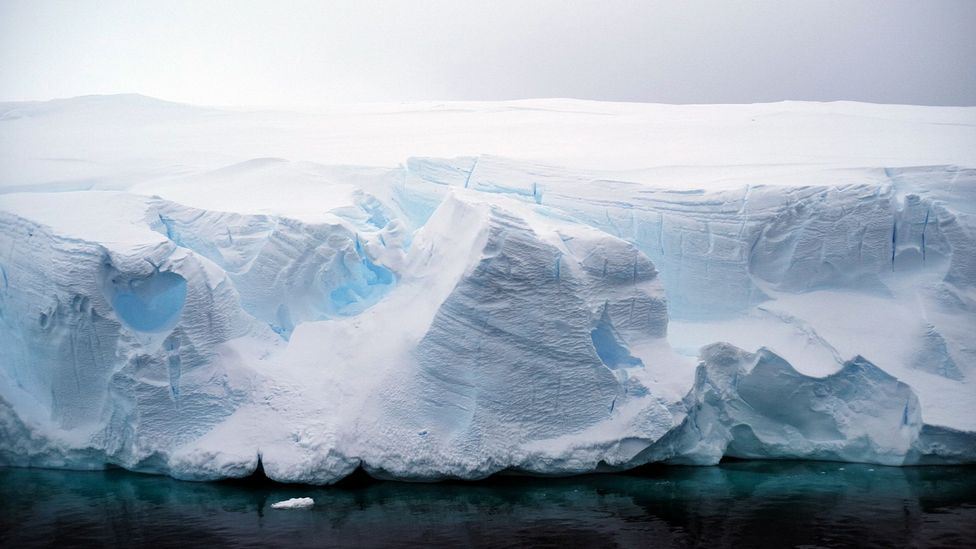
[1,0,974,107]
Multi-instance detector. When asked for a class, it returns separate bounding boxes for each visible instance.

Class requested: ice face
[108,270,187,332]
[148,199,396,338]
[647,344,925,466]
[591,307,645,370]
[0,98,974,482]
[351,199,672,480]
[0,193,260,471]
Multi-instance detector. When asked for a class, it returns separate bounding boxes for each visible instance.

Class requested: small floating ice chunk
[271,497,314,509]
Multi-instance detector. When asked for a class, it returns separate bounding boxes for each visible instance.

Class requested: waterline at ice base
[1,96,974,483]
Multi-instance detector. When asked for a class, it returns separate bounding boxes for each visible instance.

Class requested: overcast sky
[1,0,974,108]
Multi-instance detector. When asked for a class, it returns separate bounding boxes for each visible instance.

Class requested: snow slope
[0,96,974,481]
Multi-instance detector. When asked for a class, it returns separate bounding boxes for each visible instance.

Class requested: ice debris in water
[271,498,315,510]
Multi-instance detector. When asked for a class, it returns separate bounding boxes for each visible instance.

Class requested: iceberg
[0,96,974,482]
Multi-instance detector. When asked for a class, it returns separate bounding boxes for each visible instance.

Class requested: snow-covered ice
[271,497,314,510]
[0,95,974,482]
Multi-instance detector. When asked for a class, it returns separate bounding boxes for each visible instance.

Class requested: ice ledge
[642,343,971,467]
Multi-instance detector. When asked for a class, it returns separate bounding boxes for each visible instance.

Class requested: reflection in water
[1,462,974,548]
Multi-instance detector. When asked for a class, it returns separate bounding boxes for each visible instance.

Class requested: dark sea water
[1,462,973,548]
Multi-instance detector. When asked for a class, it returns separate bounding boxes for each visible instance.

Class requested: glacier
[0,95,974,483]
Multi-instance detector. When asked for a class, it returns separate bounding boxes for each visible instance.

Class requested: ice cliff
[0,96,974,482]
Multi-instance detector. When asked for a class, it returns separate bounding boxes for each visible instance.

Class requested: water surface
[1,462,973,548]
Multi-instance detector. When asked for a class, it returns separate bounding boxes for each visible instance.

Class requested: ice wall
[149,199,395,337]
[1,98,975,482]
[359,198,673,480]
[654,344,923,465]
[0,194,257,471]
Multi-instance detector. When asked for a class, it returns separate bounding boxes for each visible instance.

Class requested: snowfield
[0,95,974,482]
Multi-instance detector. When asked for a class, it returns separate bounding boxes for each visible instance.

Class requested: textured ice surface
[648,344,924,465]
[0,97,974,482]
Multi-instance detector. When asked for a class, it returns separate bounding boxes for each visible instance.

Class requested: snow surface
[0,95,974,482]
